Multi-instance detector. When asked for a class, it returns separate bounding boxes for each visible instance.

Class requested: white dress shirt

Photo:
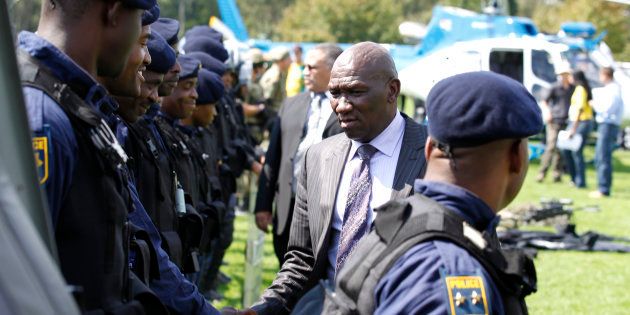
[593,81,624,126]
[327,111,405,279]
[292,92,333,191]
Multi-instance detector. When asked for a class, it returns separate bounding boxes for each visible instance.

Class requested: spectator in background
[244,48,269,144]
[261,46,291,117]
[285,45,304,97]
[537,64,574,183]
[563,70,593,188]
[590,67,624,198]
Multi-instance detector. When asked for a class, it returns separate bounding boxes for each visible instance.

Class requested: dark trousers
[539,122,566,180]
[272,198,294,265]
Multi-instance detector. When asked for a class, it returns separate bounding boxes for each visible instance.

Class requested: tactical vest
[154,116,204,273]
[154,115,199,206]
[187,126,225,253]
[126,120,184,268]
[19,52,163,314]
[323,194,537,315]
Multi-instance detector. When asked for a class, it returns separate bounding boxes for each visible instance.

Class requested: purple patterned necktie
[336,144,378,272]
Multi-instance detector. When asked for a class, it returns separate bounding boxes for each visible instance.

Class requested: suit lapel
[315,135,350,255]
[390,115,427,200]
[286,93,312,157]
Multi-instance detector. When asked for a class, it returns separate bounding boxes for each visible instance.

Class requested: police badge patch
[33,137,49,184]
[442,270,489,315]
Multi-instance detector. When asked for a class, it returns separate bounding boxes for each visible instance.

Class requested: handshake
[220,307,256,315]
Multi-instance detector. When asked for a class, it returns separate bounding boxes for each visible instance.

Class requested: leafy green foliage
[531,0,630,60]
[275,0,404,43]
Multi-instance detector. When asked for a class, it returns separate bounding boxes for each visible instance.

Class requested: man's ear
[425,136,433,161]
[387,78,401,104]
[508,139,527,174]
[104,1,124,27]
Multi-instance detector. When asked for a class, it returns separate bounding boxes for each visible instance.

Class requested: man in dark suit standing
[254,44,344,265]
[249,42,428,315]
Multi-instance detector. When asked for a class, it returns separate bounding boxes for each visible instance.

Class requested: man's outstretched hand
[220,307,256,315]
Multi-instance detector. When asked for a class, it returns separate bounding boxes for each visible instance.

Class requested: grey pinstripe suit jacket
[252,115,428,314]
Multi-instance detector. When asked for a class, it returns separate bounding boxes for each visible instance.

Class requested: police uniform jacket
[373,180,504,314]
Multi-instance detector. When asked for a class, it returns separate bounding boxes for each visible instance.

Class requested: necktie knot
[357,144,377,160]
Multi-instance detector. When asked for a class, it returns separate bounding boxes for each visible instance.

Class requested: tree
[275,0,403,43]
[531,0,630,59]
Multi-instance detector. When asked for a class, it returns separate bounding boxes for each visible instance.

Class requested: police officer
[105,28,221,314]
[323,72,540,314]
[180,68,227,294]
[18,0,162,312]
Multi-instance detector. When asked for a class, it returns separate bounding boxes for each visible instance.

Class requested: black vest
[154,116,204,273]
[154,115,199,207]
[323,194,537,315]
[125,119,184,268]
[19,53,149,314]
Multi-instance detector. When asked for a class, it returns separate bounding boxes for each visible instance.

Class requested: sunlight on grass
[213,145,630,314]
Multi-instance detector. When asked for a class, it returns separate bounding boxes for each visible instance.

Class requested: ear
[387,78,401,104]
[508,139,527,174]
[424,136,433,161]
[104,1,124,27]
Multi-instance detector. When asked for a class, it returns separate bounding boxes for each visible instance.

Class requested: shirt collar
[413,179,498,232]
[18,31,118,117]
[348,111,404,160]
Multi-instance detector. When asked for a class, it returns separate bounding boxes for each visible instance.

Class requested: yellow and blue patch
[33,137,49,184]
[443,272,489,315]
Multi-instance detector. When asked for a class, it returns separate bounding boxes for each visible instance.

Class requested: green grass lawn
[214,145,630,314]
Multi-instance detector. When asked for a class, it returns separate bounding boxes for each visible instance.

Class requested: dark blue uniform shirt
[374,180,505,315]
[20,31,218,315]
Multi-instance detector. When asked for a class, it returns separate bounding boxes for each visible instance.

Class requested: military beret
[122,0,156,10]
[152,18,180,46]
[146,32,176,74]
[185,26,223,43]
[196,69,225,105]
[186,52,226,76]
[178,55,202,80]
[183,37,229,62]
[141,4,160,26]
[426,71,543,148]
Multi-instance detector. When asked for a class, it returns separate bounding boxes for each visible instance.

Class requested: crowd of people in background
[538,64,624,198]
[13,0,625,314]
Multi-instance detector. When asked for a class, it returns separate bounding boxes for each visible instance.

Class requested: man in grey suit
[250,42,428,315]
[254,44,344,265]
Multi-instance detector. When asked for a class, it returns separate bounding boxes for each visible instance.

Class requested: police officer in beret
[324,71,539,315]
[18,0,164,312]
[107,29,220,314]
[179,69,228,294]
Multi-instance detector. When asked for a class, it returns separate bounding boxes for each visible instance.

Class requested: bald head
[328,41,400,143]
[333,42,397,82]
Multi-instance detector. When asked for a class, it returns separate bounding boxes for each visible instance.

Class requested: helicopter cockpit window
[532,50,556,83]
[490,50,524,83]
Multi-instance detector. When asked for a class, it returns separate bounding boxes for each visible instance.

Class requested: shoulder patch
[33,137,49,184]
[443,273,489,315]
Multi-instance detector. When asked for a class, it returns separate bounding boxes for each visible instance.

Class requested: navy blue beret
[185,26,223,42]
[178,55,202,80]
[141,4,160,26]
[152,18,180,46]
[183,37,229,62]
[122,0,156,10]
[186,52,226,76]
[196,69,225,105]
[146,32,176,74]
[426,71,543,147]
